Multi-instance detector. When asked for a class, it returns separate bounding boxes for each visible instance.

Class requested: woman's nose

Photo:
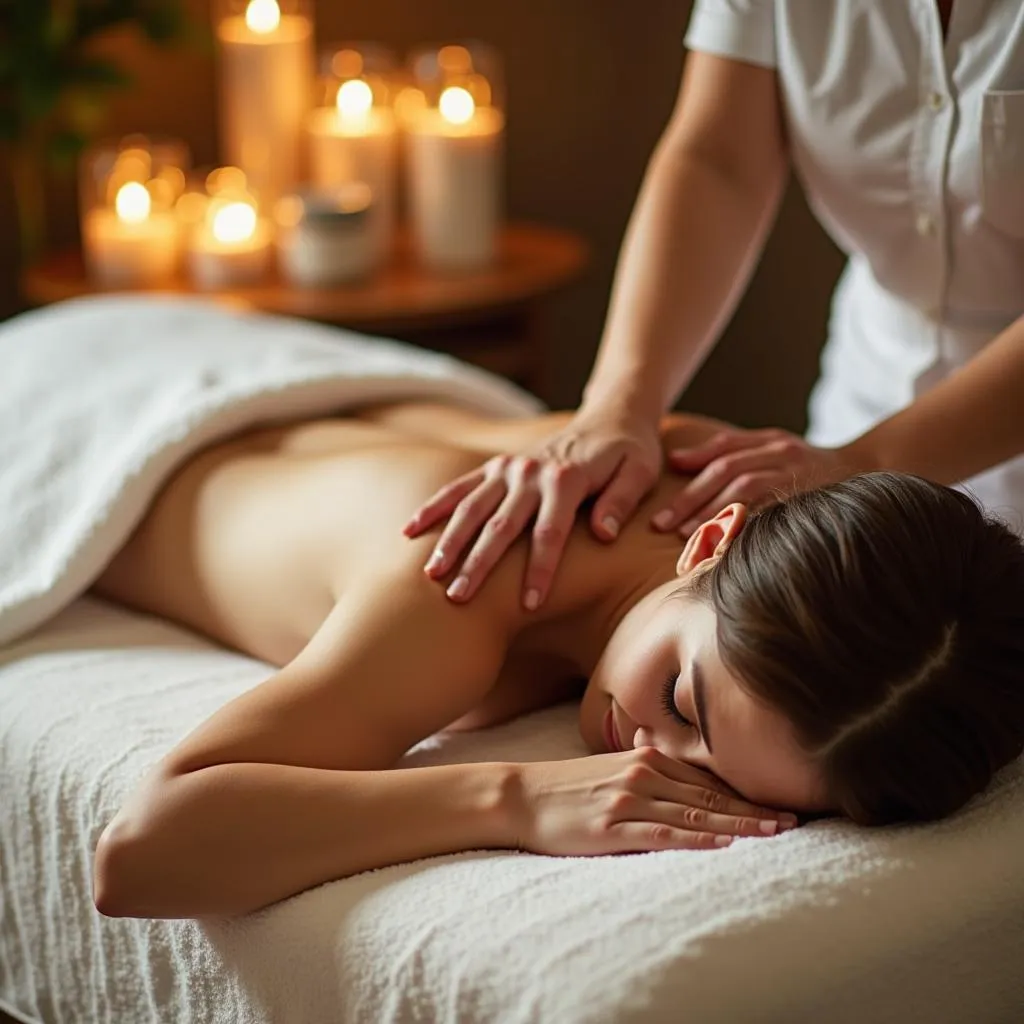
[632,725,659,750]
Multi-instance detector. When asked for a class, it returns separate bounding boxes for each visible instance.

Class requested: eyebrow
[691,659,713,755]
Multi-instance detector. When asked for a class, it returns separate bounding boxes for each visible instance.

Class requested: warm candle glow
[212,201,258,244]
[245,0,281,34]
[336,79,374,122]
[115,182,152,224]
[439,86,475,126]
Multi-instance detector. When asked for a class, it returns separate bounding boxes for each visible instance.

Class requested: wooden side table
[20,223,588,400]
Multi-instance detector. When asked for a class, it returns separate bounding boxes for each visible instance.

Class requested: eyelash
[660,672,694,728]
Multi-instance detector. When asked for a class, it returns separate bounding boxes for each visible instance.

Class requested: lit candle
[306,46,398,268]
[215,0,314,203]
[406,74,505,269]
[186,176,273,289]
[83,180,180,287]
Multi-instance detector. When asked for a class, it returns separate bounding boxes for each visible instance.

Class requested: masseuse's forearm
[843,313,1024,485]
[94,760,518,919]
[583,135,785,420]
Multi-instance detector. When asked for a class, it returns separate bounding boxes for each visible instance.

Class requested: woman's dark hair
[689,472,1024,826]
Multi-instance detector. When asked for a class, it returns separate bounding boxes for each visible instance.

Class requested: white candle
[407,86,504,270]
[306,78,398,267]
[83,181,180,287]
[187,198,273,289]
[216,0,314,203]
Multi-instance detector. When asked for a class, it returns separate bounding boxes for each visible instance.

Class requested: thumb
[590,456,657,540]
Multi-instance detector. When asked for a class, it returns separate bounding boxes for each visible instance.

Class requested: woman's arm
[95,757,518,918]
[93,574,513,918]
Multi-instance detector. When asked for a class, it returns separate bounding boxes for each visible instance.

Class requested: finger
[646,797,792,837]
[427,472,509,583]
[651,446,787,533]
[405,468,486,538]
[521,464,589,611]
[676,470,787,537]
[590,455,658,542]
[446,461,542,602]
[667,428,783,471]
[637,748,795,822]
[607,821,734,851]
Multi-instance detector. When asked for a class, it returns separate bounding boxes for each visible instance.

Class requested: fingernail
[601,516,619,538]
[524,589,540,611]
[779,814,799,829]
[759,820,779,835]
[715,835,734,848]
[653,510,674,530]
[425,549,445,575]
[447,575,469,600]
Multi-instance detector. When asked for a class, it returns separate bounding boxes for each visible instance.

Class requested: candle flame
[439,86,475,126]
[245,0,281,34]
[336,79,374,122]
[115,182,152,224]
[212,201,258,244]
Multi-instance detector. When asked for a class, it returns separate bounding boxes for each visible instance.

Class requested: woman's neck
[514,531,680,678]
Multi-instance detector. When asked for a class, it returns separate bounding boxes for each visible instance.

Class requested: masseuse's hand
[655,427,854,536]
[513,746,798,856]
[404,407,663,609]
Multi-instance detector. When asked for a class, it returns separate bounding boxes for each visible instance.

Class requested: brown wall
[0,0,845,429]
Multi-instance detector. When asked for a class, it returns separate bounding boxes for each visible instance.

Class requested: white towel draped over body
[0,295,542,647]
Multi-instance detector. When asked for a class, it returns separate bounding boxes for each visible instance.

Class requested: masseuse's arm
[407,51,788,608]
[659,311,1024,531]
[846,312,1024,484]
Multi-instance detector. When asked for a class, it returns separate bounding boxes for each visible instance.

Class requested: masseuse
[406,0,1024,610]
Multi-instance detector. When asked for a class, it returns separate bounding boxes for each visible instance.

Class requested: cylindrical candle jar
[275,184,376,287]
[402,43,505,270]
[214,0,315,205]
[80,136,189,287]
[307,44,398,269]
[182,167,273,289]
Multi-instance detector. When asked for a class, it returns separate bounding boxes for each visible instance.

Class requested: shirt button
[915,212,935,236]
[927,90,946,112]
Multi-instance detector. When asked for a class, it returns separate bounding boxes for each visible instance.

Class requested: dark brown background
[0,0,845,428]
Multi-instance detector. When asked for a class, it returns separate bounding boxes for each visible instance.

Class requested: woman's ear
[676,503,748,576]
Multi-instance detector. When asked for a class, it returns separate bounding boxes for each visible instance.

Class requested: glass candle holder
[213,0,314,205]
[306,43,399,268]
[80,136,189,287]
[402,42,505,270]
[180,167,274,290]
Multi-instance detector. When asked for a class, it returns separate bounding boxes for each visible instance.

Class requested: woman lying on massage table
[91,402,1024,920]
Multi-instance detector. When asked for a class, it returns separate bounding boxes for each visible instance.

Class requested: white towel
[0,295,542,647]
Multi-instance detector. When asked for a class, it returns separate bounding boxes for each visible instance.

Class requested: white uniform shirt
[686,0,1024,525]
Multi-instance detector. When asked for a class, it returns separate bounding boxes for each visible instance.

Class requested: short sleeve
[684,0,776,69]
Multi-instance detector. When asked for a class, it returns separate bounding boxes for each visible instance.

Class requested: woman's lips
[604,706,624,753]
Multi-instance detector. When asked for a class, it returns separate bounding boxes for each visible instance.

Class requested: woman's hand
[403,408,663,609]
[654,427,855,536]
[512,746,798,856]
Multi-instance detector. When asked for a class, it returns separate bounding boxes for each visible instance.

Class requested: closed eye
[660,672,694,728]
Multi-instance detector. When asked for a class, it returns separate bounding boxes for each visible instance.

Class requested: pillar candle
[187,198,273,289]
[406,86,505,270]
[83,182,179,287]
[307,77,397,267]
[216,0,314,203]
